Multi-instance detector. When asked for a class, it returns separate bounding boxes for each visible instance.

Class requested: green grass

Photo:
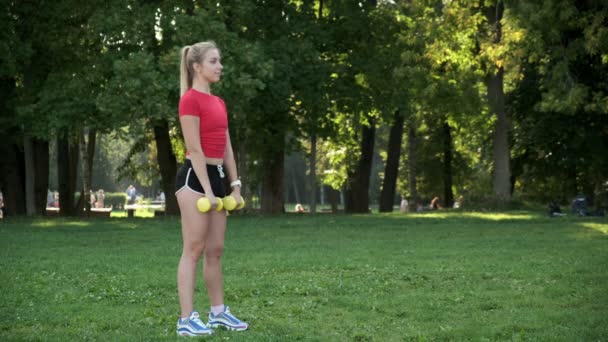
[1,211,607,341]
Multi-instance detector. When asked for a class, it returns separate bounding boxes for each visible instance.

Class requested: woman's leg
[203,209,227,306]
[204,209,249,331]
[176,190,208,318]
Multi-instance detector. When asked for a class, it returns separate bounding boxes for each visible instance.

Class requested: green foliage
[507,1,608,202]
[513,1,608,114]
[319,138,357,190]
[97,52,173,128]
[4,0,607,209]
[1,214,607,340]
[102,192,128,209]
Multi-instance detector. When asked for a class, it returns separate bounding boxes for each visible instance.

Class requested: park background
[1,1,608,341]
[1,0,607,215]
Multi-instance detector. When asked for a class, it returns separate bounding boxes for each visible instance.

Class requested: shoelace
[222,307,241,322]
[190,315,208,328]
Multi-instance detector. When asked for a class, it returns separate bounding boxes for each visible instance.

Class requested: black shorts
[175,159,226,197]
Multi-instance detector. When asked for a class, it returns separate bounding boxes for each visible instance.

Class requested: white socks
[211,304,225,315]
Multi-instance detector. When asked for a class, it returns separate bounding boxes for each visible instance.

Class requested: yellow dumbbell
[196,197,224,213]
[223,195,246,211]
[223,195,237,211]
[236,197,245,210]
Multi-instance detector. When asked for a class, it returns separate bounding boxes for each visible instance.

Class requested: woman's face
[196,48,223,83]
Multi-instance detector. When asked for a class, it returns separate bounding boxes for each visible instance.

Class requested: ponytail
[180,46,192,96]
[179,41,218,97]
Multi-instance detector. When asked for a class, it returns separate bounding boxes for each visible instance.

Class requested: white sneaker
[208,306,249,331]
[176,311,214,336]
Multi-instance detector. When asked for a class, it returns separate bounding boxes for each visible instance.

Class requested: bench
[45,207,113,217]
[90,207,112,217]
[124,203,165,217]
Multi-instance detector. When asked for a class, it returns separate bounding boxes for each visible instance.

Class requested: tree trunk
[57,136,68,214]
[510,149,529,197]
[484,1,511,201]
[86,129,96,187]
[488,68,511,201]
[153,120,178,215]
[3,144,26,216]
[379,110,405,212]
[57,134,79,216]
[261,145,285,214]
[327,186,339,213]
[309,133,317,214]
[79,128,92,216]
[292,173,301,204]
[33,138,49,215]
[407,120,419,208]
[345,119,376,213]
[23,136,36,215]
[319,0,323,18]
[442,120,454,208]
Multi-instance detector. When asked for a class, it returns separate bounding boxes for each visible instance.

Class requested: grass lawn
[1,211,607,341]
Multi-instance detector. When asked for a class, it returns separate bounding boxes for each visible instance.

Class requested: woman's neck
[191,80,211,94]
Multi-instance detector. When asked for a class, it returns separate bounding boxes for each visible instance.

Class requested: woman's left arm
[224,129,242,200]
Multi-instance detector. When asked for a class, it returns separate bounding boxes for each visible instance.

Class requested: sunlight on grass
[579,222,608,234]
[31,220,93,228]
[461,212,538,220]
[28,219,140,230]
[410,212,538,221]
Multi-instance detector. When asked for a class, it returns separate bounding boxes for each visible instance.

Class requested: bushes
[102,192,127,209]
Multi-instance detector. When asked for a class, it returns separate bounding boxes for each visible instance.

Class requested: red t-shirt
[178,89,228,158]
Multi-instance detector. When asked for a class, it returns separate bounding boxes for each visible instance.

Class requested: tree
[508,0,608,203]
[8,0,107,216]
[482,0,511,201]
[379,110,405,212]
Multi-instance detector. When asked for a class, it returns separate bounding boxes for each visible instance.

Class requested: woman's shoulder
[180,89,198,101]
[181,89,224,103]
[179,90,200,115]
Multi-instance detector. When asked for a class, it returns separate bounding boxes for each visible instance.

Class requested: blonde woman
[174,41,247,336]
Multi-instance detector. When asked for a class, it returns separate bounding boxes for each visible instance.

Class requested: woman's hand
[207,193,219,210]
[230,187,243,206]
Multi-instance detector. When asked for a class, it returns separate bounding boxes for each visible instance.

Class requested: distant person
[571,195,587,216]
[96,189,105,208]
[126,185,136,205]
[549,201,566,217]
[430,196,442,210]
[453,196,464,209]
[174,41,248,336]
[47,189,55,208]
[89,190,96,208]
[295,203,305,213]
[53,192,59,208]
[399,196,409,213]
[158,191,166,203]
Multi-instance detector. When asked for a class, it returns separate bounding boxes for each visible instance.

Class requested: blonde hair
[180,41,218,96]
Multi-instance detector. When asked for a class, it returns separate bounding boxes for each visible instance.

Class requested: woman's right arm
[179,115,218,208]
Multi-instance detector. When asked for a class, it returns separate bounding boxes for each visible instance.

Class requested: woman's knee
[204,244,224,259]
[183,241,206,261]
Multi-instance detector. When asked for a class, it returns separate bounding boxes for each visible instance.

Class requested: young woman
[174,41,248,337]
